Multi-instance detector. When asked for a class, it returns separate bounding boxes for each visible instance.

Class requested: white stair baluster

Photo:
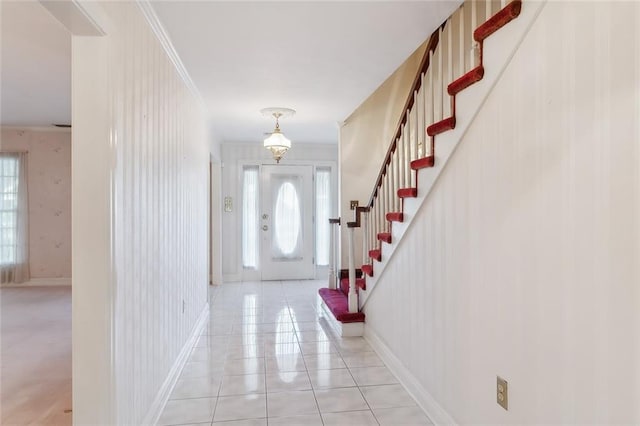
[471,0,480,68]
[447,16,453,117]
[362,212,368,268]
[459,5,465,75]
[416,84,424,164]
[437,27,444,122]
[486,0,492,26]
[404,120,408,191]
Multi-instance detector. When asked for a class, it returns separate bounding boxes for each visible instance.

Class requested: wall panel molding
[363,2,640,423]
[72,2,210,423]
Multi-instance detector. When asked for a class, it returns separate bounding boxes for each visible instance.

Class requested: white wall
[364,1,639,423]
[221,142,337,281]
[72,2,209,424]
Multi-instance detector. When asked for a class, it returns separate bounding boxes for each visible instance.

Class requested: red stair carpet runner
[319,0,522,326]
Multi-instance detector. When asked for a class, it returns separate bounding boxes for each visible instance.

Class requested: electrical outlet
[497,376,508,410]
[224,196,233,212]
[350,200,359,210]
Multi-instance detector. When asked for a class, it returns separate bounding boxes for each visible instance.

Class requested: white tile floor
[159,280,432,426]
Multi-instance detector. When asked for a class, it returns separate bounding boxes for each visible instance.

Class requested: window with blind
[0,155,19,266]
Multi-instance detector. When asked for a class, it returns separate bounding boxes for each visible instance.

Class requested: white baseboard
[142,303,210,426]
[222,273,242,283]
[364,325,457,426]
[1,277,72,287]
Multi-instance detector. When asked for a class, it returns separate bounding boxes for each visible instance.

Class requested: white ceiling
[1,1,460,143]
[152,1,460,144]
[1,1,71,127]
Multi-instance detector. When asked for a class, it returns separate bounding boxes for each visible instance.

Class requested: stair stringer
[358,0,546,310]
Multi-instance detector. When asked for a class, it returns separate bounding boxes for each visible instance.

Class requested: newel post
[328,218,340,290]
[347,223,358,313]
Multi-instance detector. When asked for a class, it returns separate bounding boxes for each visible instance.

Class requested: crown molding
[136,0,207,112]
[39,0,105,36]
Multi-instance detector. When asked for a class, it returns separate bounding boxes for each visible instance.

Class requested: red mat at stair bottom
[318,288,365,323]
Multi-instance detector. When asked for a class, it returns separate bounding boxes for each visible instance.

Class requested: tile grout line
[166,280,419,425]
[209,286,222,426]
[296,297,326,426]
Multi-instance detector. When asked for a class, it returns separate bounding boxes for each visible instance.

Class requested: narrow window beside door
[242,166,259,269]
[315,168,331,266]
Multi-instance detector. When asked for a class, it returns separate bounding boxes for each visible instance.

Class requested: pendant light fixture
[261,107,295,163]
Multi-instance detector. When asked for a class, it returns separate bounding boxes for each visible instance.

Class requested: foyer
[158,280,430,426]
[1,0,638,424]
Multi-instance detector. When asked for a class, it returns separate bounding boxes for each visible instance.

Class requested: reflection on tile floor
[158,280,432,426]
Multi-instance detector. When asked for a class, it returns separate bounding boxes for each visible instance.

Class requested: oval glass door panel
[260,165,313,280]
[273,180,302,259]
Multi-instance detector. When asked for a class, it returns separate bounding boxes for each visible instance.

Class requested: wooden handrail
[346,206,369,228]
[366,23,445,208]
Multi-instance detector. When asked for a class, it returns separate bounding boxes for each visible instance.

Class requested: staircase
[319,0,527,337]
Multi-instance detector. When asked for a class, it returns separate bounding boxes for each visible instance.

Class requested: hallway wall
[72,2,209,424]
[364,1,640,423]
[1,128,71,280]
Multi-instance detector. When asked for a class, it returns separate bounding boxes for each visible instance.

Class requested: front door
[260,165,314,280]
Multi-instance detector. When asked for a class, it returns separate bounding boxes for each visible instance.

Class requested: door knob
[262,214,268,219]
[262,225,268,231]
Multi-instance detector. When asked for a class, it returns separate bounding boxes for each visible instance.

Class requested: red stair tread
[361,264,373,277]
[369,249,381,262]
[398,188,418,198]
[448,66,484,96]
[377,232,392,244]
[410,156,435,170]
[427,117,456,136]
[318,288,365,323]
[386,212,404,222]
[474,0,522,42]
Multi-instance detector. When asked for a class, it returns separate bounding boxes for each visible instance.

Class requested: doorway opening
[241,164,333,281]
